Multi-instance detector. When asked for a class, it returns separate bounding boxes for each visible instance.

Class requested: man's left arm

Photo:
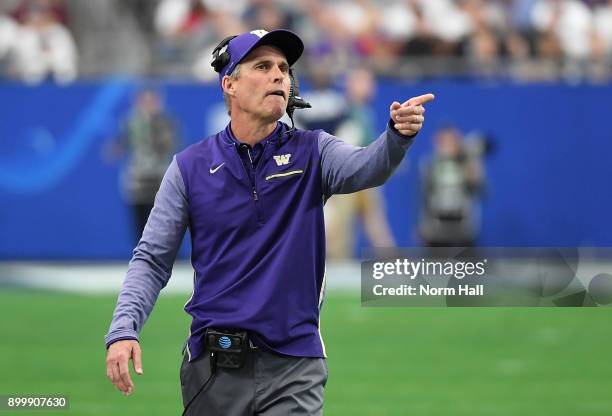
[320,93,434,198]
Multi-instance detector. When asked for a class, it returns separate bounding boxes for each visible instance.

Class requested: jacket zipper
[233,144,258,200]
[246,148,259,201]
[252,140,268,202]
[233,142,264,223]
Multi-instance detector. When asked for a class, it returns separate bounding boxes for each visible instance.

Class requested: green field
[1,290,611,415]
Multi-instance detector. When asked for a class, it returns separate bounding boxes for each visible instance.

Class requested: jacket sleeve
[319,120,416,200]
[105,156,189,347]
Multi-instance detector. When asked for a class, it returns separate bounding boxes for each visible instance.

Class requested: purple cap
[217,29,304,84]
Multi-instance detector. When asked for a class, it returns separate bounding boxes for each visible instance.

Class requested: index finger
[404,93,435,106]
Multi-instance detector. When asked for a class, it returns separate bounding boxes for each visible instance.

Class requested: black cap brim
[247,29,304,67]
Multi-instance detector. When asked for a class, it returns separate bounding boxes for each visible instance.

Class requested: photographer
[419,124,485,247]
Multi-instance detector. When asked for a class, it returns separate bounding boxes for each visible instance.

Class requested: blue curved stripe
[0,78,130,193]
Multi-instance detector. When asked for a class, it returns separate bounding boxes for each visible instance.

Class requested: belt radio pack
[182,329,250,415]
[205,328,249,369]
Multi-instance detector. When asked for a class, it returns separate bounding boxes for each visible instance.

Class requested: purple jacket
[106,121,414,361]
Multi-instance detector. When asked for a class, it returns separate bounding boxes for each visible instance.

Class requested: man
[326,68,396,258]
[418,124,484,247]
[112,88,179,244]
[105,29,434,415]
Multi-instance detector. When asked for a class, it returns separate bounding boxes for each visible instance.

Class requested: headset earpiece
[211,35,237,73]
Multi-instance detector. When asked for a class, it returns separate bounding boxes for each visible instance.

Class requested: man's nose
[271,65,285,83]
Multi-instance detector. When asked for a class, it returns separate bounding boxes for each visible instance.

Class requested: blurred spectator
[155,0,207,39]
[530,0,593,61]
[155,0,248,80]
[295,66,346,133]
[418,124,485,247]
[107,88,180,244]
[5,0,612,81]
[298,0,350,75]
[419,0,473,56]
[202,0,250,16]
[461,0,504,74]
[592,0,612,70]
[395,0,436,57]
[294,67,347,257]
[372,0,417,70]
[11,0,68,26]
[9,1,77,83]
[154,0,211,67]
[328,0,378,57]
[117,0,158,36]
[0,13,18,71]
[245,0,292,31]
[508,0,540,51]
[325,68,396,258]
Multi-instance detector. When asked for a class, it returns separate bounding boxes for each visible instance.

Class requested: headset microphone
[287,68,311,120]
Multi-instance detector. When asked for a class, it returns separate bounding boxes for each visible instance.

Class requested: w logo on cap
[250,29,269,38]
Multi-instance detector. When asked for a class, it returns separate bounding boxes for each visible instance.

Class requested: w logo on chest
[273,154,292,166]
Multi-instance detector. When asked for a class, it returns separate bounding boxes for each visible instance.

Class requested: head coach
[105,28,434,415]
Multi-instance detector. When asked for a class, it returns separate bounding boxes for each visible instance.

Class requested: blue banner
[1,79,610,259]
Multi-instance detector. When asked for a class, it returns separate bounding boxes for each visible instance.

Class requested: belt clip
[205,328,249,369]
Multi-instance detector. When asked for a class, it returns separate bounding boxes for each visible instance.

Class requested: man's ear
[222,76,236,97]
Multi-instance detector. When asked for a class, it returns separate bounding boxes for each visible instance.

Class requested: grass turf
[0,290,611,415]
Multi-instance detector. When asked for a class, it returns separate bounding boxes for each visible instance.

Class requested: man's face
[223,45,291,123]
[347,68,375,104]
[435,128,462,158]
[138,91,160,115]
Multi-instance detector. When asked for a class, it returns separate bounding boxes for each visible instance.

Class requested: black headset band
[212,35,236,55]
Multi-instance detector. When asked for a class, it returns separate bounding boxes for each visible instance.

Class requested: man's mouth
[267,90,286,99]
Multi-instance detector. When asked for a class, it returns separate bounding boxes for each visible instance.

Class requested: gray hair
[223,64,241,116]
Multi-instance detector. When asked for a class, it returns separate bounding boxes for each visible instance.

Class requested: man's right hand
[106,340,143,395]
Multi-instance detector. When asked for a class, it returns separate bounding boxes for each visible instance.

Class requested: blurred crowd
[0,0,77,83]
[2,0,612,82]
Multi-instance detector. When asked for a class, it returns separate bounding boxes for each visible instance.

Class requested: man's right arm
[105,156,188,394]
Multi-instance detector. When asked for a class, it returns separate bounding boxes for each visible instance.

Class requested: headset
[210,35,236,73]
[211,35,311,130]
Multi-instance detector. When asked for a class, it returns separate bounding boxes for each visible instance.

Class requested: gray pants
[180,349,327,415]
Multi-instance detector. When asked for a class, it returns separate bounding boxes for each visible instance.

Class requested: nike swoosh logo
[209,163,225,174]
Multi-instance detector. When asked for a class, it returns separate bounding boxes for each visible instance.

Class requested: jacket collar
[222,121,287,147]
